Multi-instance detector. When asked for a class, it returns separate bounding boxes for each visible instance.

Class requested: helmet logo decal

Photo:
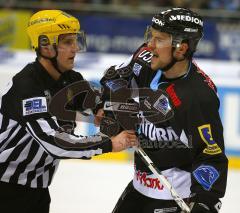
[58,24,70,29]
[28,18,56,26]
[152,17,164,26]
[184,28,198,32]
[169,15,203,26]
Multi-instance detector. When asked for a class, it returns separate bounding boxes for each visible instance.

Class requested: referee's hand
[94,108,104,127]
[111,130,138,152]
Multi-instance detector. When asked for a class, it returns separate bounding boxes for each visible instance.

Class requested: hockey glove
[189,202,211,213]
[187,200,221,213]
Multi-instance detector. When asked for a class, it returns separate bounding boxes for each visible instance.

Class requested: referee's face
[56,33,79,72]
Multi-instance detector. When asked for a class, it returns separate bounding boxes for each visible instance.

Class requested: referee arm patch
[22,97,48,116]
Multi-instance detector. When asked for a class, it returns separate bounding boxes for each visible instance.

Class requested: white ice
[50,160,240,213]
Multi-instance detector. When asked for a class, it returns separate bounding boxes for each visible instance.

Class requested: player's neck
[163,59,190,79]
[38,57,61,81]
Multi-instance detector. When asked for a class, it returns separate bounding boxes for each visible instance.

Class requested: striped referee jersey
[0,60,112,188]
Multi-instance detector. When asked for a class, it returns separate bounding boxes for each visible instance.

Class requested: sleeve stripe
[46,116,59,130]
[0,125,21,153]
[26,121,104,158]
[17,146,45,185]
[1,139,33,182]
[36,118,56,136]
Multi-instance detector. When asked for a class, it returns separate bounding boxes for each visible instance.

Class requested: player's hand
[94,108,104,127]
[111,130,138,152]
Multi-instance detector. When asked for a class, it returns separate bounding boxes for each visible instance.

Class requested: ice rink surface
[50,160,240,213]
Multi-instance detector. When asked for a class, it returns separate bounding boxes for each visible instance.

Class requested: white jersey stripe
[17,147,45,185]
[1,139,33,182]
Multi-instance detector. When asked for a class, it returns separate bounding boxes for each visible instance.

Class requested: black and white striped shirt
[0,60,112,188]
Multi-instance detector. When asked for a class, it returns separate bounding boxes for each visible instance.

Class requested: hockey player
[0,10,137,213]
[98,8,228,213]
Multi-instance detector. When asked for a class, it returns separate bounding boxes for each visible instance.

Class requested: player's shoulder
[190,61,218,103]
[12,62,42,95]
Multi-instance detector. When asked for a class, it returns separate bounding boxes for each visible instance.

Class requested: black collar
[33,58,57,89]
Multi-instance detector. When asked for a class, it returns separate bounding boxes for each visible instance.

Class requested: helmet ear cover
[171,35,193,59]
[35,36,58,62]
[39,35,50,47]
[173,37,193,59]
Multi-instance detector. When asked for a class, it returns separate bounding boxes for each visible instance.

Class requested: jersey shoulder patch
[198,124,222,155]
[22,97,48,116]
[193,165,219,191]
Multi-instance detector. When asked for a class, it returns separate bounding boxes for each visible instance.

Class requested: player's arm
[188,93,228,213]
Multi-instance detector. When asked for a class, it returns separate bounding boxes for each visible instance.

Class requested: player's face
[147,28,173,71]
[57,34,80,72]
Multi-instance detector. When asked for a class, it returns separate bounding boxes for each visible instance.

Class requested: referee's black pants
[0,181,50,213]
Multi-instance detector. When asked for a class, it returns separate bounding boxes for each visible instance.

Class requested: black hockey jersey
[101,43,228,209]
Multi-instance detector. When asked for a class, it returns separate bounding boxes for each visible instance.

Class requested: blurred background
[0,1,240,212]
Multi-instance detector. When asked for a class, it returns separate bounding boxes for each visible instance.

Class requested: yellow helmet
[27,10,81,49]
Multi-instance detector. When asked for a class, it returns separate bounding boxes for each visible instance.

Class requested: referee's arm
[24,115,113,159]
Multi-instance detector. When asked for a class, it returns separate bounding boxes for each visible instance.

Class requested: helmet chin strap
[160,47,185,72]
[49,44,63,74]
[37,44,63,74]
[161,57,177,72]
[49,57,63,75]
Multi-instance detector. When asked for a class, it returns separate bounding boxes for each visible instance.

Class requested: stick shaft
[135,146,191,213]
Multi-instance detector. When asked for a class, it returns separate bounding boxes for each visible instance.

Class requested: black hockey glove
[189,202,211,213]
[187,200,221,213]
[188,193,222,213]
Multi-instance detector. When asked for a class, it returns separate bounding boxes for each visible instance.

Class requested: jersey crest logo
[153,94,171,115]
[198,124,222,155]
[133,62,142,76]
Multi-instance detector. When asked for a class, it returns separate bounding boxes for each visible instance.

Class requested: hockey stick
[134,146,191,213]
